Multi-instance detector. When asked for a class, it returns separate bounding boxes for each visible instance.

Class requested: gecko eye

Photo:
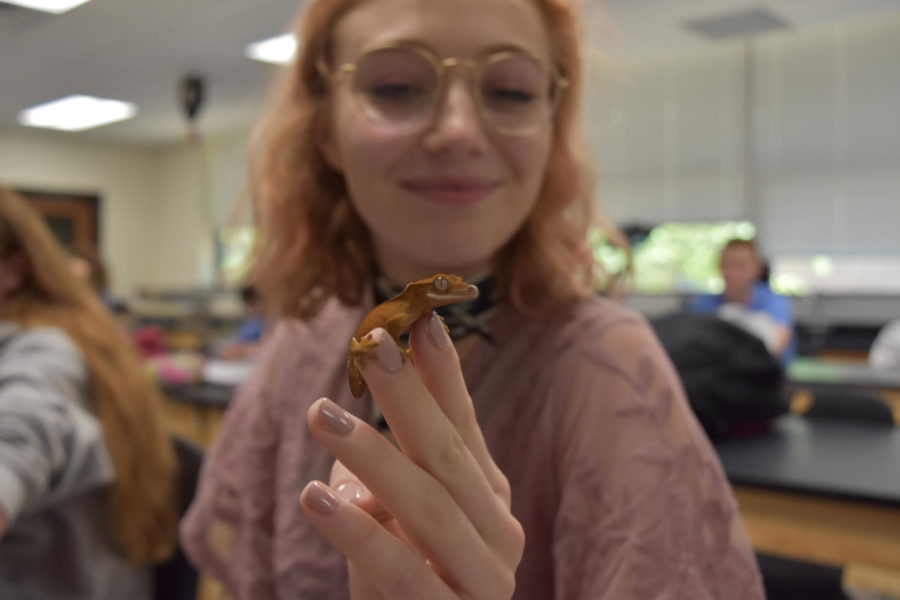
[434,276,449,292]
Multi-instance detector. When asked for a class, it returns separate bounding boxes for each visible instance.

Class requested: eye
[434,276,449,292]
[484,87,536,105]
[366,82,426,102]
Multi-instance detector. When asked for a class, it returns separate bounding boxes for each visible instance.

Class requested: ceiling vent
[683,7,791,41]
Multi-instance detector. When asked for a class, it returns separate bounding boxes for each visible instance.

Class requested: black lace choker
[373,272,496,344]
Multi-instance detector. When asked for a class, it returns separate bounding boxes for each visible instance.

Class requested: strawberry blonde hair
[250,0,601,318]
[0,187,177,565]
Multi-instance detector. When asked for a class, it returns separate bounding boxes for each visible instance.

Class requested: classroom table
[789,357,900,391]
[788,357,900,422]
[162,382,233,447]
[715,414,900,595]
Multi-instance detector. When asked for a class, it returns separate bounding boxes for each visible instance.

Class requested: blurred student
[68,242,128,313]
[216,285,267,361]
[688,238,795,366]
[0,187,178,599]
[870,319,900,369]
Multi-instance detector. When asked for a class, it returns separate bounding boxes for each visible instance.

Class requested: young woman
[0,187,178,599]
[181,0,765,598]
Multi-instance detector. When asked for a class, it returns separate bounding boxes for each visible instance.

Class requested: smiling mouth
[401,179,501,206]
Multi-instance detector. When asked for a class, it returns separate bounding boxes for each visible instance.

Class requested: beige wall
[0,128,249,297]
[0,130,158,296]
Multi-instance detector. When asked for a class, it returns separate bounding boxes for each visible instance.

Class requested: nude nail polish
[428,312,449,349]
[317,398,355,435]
[304,481,340,515]
[371,328,403,373]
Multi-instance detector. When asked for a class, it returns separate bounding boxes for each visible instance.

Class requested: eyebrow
[367,39,541,60]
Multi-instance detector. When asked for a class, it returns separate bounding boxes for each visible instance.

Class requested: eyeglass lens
[351,47,555,133]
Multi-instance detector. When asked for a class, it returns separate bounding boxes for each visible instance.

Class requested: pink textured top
[181,295,764,599]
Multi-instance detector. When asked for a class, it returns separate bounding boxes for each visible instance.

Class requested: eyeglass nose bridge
[440,57,479,72]
[428,57,492,131]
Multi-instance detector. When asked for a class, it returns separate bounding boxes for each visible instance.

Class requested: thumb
[329,459,391,523]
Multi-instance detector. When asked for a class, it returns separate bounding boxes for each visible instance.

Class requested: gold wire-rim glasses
[319,43,569,137]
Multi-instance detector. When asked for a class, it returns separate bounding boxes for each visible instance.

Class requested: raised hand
[300,312,523,599]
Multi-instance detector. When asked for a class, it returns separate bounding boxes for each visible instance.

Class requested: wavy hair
[0,187,177,565]
[249,0,605,319]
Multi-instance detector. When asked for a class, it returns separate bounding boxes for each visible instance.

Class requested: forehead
[332,0,550,62]
[722,246,757,262]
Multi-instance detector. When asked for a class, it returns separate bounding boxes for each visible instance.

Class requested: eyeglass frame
[318,42,570,137]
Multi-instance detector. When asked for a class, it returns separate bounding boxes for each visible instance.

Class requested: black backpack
[651,312,789,438]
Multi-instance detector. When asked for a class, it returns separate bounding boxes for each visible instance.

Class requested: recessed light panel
[18,95,138,132]
[245,34,297,65]
[1,0,93,15]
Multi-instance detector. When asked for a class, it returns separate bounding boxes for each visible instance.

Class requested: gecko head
[406,273,479,307]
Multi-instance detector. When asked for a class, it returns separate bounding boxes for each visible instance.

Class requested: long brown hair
[249,0,608,319]
[0,187,177,565]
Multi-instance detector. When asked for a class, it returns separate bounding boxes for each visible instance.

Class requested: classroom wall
[0,128,249,297]
[147,130,249,290]
[0,130,158,296]
[585,14,900,257]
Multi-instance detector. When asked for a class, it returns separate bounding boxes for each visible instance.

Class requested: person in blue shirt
[217,285,266,360]
[688,238,795,366]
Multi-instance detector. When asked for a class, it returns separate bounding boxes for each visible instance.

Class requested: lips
[401,177,501,206]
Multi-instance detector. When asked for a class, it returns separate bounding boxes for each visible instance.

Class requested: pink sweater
[181,295,764,599]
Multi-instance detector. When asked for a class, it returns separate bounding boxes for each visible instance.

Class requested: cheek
[500,131,552,214]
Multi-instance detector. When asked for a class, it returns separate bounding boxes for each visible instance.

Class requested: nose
[421,75,490,157]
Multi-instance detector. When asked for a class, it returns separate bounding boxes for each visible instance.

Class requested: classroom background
[1,0,899,598]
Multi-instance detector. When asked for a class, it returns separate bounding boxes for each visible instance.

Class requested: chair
[153,435,204,600]
[805,389,895,426]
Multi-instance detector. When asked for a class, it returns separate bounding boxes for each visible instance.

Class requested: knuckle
[497,567,517,598]
[492,471,512,505]
[504,516,526,563]
[433,429,471,477]
[386,557,432,598]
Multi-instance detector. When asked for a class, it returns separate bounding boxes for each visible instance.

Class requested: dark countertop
[715,415,900,506]
[163,381,235,407]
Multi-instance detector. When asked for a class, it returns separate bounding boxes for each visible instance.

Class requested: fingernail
[317,398,355,435]
[370,328,403,373]
[335,481,365,503]
[304,481,340,515]
[428,312,449,350]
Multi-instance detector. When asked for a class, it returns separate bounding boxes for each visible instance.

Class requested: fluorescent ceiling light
[18,95,137,132]
[1,0,93,15]
[245,33,297,65]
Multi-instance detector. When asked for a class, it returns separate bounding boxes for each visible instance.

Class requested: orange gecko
[347,273,479,397]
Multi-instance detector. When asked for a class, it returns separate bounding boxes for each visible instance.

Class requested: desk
[162,382,233,447]
[789,357,900,391]
[716,415,900,595]
[788,357,900,422]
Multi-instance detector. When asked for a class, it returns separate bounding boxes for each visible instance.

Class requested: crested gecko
[347,273,479,397]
